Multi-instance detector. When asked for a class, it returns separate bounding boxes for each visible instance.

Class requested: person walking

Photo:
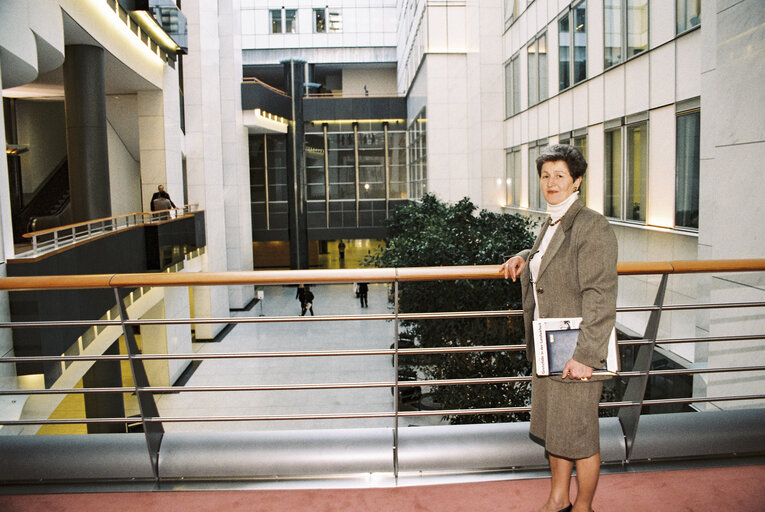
[300,286,315,316]
[358,282,368,307]
[338,240,346,260]
[502,144,617,512]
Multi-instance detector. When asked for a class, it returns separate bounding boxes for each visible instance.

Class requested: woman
[502,144,617,512]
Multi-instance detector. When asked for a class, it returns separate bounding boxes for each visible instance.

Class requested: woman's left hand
[562,359,594,381]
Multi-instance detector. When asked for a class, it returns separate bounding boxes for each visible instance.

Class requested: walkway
[2,463,764,511]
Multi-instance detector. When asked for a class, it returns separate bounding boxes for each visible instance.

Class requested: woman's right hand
[502,256,526,282]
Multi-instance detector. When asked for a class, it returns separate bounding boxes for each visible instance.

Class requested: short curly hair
[535,144,588,180]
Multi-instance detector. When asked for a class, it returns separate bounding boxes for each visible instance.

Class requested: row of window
[505,109,700,230]
[505,1,701,117]
[270,7,342,34]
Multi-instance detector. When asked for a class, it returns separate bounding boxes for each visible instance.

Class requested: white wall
[342,66,397,95]
[107,120,141,215]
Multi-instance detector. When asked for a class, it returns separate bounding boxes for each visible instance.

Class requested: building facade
[500,0,765,409]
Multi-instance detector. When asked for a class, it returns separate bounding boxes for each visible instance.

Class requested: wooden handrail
[22,204,199,238]
[1,259,764,292]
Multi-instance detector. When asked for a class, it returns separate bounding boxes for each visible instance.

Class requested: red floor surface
[1,465,764,511]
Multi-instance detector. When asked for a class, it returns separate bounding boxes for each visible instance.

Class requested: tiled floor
[158,281,402,431]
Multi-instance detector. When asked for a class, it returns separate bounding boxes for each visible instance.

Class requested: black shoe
[556,506,572,512]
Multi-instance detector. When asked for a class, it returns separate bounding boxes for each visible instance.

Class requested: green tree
[364,194,538,423]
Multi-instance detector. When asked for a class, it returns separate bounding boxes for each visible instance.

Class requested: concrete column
[62,45,111,222]
[184,0,230,337]
[283,59,309,269]
[219,0,255,308]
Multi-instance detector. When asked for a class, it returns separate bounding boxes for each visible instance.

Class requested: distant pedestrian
[358,282,368,307]
[150,184,176,211]
[301,286,315,316]
[338,240,346,259]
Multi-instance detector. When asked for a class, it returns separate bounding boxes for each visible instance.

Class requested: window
[528,33,548,106]
[504,55,521,117]
[505,148,521,207]
[285,9,297,33]
[605,120,648,222]
[560,133,588,204]
[270,9,281,33]
[676,0,700,34]
[675,109,700,229]
[604,0,648,69]
[559,1,587,91]
[409,109,428,200]
[313,8,342,33]
[528,141,547,210]
[504,0,518,24]
[271,8,297,34]
[313,8,326,32]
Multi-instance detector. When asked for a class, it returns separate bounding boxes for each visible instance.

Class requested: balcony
[0,261,764,509]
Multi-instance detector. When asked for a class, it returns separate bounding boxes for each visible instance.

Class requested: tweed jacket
[517,199,618,382]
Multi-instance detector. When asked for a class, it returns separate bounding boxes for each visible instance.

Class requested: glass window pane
[572,135,588,204]
[675,111,700,228]
[408,109,427,199]
[538,34,548,102]
[573,1,587,84]
[270,9,281,34]
[285,9,297,33]
[505,149,522,207]
[604,0,622,68]
[314,8,326,33]
[676,0,701,33]
[506,60,515,116]
[328,9,342,32]
[528,40,538,106]
[528,144,545,210]
[627,122,648,222]
[512,57,521,114]
[604,129,622,218]
[559,13,571,91]
[627,0,648,58]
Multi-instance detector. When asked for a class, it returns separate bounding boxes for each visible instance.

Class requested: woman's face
[540,160,582,206]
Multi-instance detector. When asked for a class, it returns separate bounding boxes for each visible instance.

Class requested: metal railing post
[393,274,400,479]
[618,273,668,460]
[113,289,164,481]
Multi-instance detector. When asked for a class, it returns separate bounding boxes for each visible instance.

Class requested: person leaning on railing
[502,144,617,512]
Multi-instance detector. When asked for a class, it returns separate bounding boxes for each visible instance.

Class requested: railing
[0,260,764,483]
[304,91,406,99]
[14,204,199,259]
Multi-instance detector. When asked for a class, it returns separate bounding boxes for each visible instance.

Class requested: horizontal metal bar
[5,365,764,397]
[0,344,528,364]
[4,395,764,427]
[2,301,763,331]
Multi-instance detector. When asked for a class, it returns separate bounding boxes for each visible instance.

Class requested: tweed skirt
[529,373,604,460]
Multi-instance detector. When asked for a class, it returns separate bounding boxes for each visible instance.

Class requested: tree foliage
[364,194,538,423]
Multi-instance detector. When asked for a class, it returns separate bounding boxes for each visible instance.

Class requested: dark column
[282,59,308,269]
[63,45,111,223]
[83,340,126,433]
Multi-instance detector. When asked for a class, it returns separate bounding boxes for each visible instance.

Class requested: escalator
[13,157,71,242]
